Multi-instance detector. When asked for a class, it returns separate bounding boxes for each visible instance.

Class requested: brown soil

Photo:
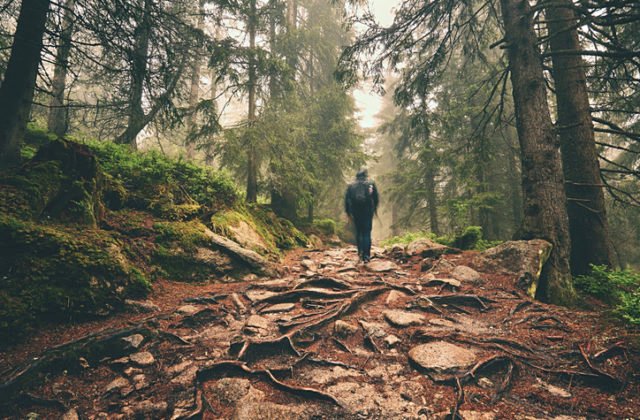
[1,245,639,420]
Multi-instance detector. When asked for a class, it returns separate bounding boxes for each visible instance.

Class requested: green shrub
[575,265,640,326]
[313,218,337,235]
[450,226,482,250]
[380,231,437,247]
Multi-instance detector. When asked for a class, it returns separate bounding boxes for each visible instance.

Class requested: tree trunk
[285,0,298,85]
[546,0,615,275]
[186,0,205,159]
[0,0,51,165]
[47,0,75,138]
[116,0,152,149]
[500,0,575,304]
[268,0,278,98]
[246,0,258,203]
[507,134,523,231]
[425,168,440,235]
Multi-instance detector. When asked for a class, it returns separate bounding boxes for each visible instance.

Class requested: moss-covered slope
[0,134,307,343]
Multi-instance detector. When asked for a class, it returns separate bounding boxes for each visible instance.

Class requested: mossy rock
[152,220,237,282]
[1,140,105,226]
[0,215,150,344]
[210,205,308,256]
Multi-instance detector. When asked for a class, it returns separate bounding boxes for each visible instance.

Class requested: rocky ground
[1,240,639,419]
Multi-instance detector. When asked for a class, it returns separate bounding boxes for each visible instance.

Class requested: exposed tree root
[0,326,154,403]
[293,276,352,290]
[423,294,495,310]
[578,344,623,389]
[196,361,343,407]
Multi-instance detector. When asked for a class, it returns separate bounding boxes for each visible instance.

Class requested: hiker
[345,168,379,262]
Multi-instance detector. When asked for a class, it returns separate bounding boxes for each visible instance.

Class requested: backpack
[352,181,372,207]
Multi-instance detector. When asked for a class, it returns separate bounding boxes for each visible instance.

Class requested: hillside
[0,135,307,345]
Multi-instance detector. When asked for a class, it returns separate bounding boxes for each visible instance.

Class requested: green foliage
[380,226,502,251]
[575,265,640,325]
[380,231,438,247]
[0,214,150,342]
[86,140,238,214]
[312,218,337,235]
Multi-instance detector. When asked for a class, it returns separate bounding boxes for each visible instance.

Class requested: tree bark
[116,0,152,149]
[425,167,440,235]
[546,0,615,275]
[0,0,51,165]
[246,0,258,203]
[47,0,75,138]
[500,0,575,304]
[186,0,205,159]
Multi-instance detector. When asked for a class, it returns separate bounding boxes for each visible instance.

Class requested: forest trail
[1,244,639,419]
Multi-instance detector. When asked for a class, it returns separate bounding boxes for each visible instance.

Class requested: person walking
[345,168,379,263]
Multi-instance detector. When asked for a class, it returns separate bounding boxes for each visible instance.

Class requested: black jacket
[345,179,379,218]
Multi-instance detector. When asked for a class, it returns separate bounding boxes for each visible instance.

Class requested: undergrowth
[380,226,501,251]
[575,265,640,326]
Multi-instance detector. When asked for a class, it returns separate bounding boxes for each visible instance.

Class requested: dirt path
[1,245,639,419]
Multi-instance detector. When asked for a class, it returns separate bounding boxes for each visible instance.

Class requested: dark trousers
[354,215,373,260]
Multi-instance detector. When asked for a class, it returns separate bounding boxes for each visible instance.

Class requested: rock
[428,318,457,328]
[133,374,148,390]
[477,377,495,389]
[61,409,79,420]
[124,367,143,377]
[234,401,309,419]
[132,401,168,418]
[301,258,317,271]
[305,366,360,384]
[244,315,274,336]
[406,238,451,258]
[459,410,497,420]
[212,378,253,404]
[474,239,552,298]
[170,365,198,386]
[334,320,359,336]
[260,303,295,314]
[176,304,200,315]
[203,228,274,275]
[337,264,358,273]
[536,378,572,398]
[25,413,39,420]
[121,333,144,349]
[383,310,425,327]
[408,341,477,380]
[166,360,193,376]
[451,265,482,283]
[385,290,405,304]
[124,299,160,313]
[385,244,405,259]
[384,335,401,347]
[423,277,462,288]
[365,260,398,272]
[130,351,155,366]
[245,290,277,302]
[193,247,234,271]
[307,234,324,249]
[105,377,130,393]
[429,258,456,273]
[226,220,270,254]
[359,321,387,338]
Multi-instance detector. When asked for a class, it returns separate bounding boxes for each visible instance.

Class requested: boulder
[408,341,478,380]
[473,240,552,298]
[365,260,398,272]
[130,351,155,366]
[226,220,270,254]
[451,265,482,283]
[334,320,359,336]
[405,238,451,258]
[383,310,425,327]
[203,227,274,276]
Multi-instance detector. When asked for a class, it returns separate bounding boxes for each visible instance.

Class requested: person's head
[356,168,368,180]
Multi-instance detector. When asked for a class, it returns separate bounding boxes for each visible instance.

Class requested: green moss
[211,205,307,255]
[0,215,149,344]
[154,220,211,251]
[312,218,337,235]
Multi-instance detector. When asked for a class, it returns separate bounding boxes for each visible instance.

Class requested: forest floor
[1,244,639,419]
